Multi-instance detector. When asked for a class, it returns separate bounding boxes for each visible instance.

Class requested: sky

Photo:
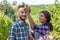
[0,0,60,5]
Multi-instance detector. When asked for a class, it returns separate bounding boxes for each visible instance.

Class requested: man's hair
[18,5,31,13]
[18,5,24,9]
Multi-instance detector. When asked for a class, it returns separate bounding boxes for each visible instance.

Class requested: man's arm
[8,24,16,40]
[29,33,34,40]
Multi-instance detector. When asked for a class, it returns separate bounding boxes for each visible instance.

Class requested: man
[8,5,33,40]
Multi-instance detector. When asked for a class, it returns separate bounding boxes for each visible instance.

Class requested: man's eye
[21,12,24,13]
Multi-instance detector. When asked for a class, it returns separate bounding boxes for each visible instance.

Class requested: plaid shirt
[33,24,50,35]
[33,23,50,40]
[8,20,30,40]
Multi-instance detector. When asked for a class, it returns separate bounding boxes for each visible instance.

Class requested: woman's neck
[42,21,46,25]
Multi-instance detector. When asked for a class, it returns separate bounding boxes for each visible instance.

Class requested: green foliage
[0,0,16,22]
[0,13,13,40]
[12,1,17,5]
[45,4,60,32]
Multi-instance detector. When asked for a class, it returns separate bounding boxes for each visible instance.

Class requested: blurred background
[0,0,60,40]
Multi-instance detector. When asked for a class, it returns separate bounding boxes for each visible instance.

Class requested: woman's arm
[24,5,35,28]
[27,13,35,27]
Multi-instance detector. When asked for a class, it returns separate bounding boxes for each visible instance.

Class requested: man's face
[18,7,26,21]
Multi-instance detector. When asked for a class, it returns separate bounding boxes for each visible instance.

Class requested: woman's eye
[40,15,43,17]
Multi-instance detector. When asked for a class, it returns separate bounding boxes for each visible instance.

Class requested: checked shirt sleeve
[8,24,16,40]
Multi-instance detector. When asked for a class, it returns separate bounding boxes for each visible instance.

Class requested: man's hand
[29,33,34,40]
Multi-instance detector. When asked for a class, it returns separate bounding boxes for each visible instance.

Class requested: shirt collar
[17,18,27,26]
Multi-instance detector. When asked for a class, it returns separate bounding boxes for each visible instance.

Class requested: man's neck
[22,20,25,24]
[20,19,25,24]
[18,18,26,25]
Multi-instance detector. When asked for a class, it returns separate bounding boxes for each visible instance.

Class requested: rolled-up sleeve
[8,24,16,40]
[32,24,39,30]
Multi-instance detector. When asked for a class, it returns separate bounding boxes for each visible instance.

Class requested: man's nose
[23,13,26,15]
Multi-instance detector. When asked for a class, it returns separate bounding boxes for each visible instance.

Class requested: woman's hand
[24,5,30,14]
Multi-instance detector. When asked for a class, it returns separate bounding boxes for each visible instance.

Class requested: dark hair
[18,5,24,9]
[40,10,53,31]
[18,5,31,13]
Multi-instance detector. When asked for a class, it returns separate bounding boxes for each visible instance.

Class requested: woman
[24,6,53,40]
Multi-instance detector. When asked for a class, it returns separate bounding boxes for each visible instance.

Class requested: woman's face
[39,13,47,23]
